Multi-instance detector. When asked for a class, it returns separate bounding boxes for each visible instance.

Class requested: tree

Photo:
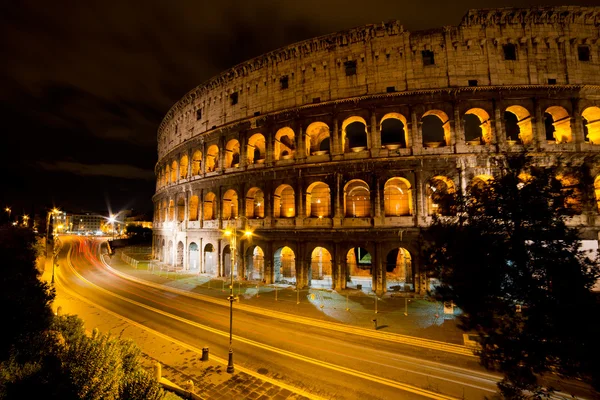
[423,156,600,397]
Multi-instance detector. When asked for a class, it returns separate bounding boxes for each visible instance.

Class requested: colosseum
[153,6,600,295]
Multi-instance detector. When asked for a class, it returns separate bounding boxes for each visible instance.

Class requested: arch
[306,122,331,155]
[544,106,572,143]
[582,106,600,144]
[557,174,582,214]
[422,110,451,146]
[384,177,412,216]
[274,127,295,161]
[274,184,295,218]
[189,242,199,271]
[464,108,492,144]
[274,246,296,283]
[222,189,239,219]
[203,243,217,275]
[206,145,219,172]
[180,155,189,179]
[189,195,199,221]
[247,133,266,164]
[346,247,372,290]
[191,150,202,175]
[246,187,265,218]
[427,176,456,216]
[469,175,494,197]
[380,113,408,148]
[203,192,217,220]
[176,197,185,222]
[309,246,333,288]
[594,176,600,212]
[306,182,331,217]
[171,160,178,183]
[342,116,368,152]
[168,199,175,221]
[344,179,371,217]
[386,248,413,292]
[505,105,533,145]
[245,245,264,281]
[176,241,184,269]
[225,139,241,168]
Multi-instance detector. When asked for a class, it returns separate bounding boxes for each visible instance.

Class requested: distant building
[67,213,105,233]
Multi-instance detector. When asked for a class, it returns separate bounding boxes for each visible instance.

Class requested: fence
[127,246,152,254]
[120,251,139,268]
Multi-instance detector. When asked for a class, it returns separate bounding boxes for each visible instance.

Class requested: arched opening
[206,145,219,172]
[180,155,189,179]
[203,192,217,220]
[176,241,184,269]
[386,248,413,292]
[203,243,217,275]
[245,187,265,219]
[189,195,199,221]
[342,116,368,152]
[274,184,295,218]
[306,182,331,217]
[225,139,241,168]
[594,176,600,212]
[464,108,492,144]
[582,106,600,144]
[306,122,331,155]
[274,127,295,161]
[422,110,450,147]
[346,247,372,290]
[380,113,408,148]
[557,174,582,214]
[274,246,296,284]
[222,189,239,220]
[177,198,185,222]
[544,106,572,143]
[344,180,370,217]
[427,176,456,216]
[505,106,533,145]
[191,150,202,175]
[189,242,199,271]
[247,133,266,164]
[309,247,333,289]
[171,160,178,183]
[168,200,175,221]
[384,177,412,216]
[167,240,174,265]
[246,245,264,281]
[469,175,494,200]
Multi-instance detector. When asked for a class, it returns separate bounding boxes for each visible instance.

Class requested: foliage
[423,156,600,396]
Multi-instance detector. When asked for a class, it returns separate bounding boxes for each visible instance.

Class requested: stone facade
[153,6,600,295]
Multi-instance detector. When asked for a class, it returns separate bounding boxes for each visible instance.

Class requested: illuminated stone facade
[153,6,600,294]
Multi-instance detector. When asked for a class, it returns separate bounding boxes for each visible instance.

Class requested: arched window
[594,176,600,212]
[274,184,295,218]
[384,178,412,216]
[469,175,494,201]
[464,108,492,144]
[189,195,199,221]
[203,192,216,220]
[180,155,189,179]
[427,176,456,216]
[306,122,331,155]
[306,182,331,217]
[342,116,368,152]
[225,139,241,168]
[344,180,370,217]
[544,106,572,143]
[246,187,265,218]
[380,113,408,148]
[422,110,450,147]
[557,174,582,214]
[274,246,296,283]
[274,128,295,161]
[222,189,239,219]
[247,133,266,164]
[168,200,175,221]
[386,248,413,291]
[191,150,202,175]
[504,106,532,145]
[582,106,600,144]
[206,145,219,172]
[171,160,178,183]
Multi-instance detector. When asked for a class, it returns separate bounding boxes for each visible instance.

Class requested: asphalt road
[56,235,504,399]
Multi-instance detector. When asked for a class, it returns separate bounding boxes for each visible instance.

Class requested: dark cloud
[38,161,154,181]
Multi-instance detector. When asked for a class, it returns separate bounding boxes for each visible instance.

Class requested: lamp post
[46,208,59,284]
[108,216,116,239]
[4,207,11,224]
[223,218,252,374]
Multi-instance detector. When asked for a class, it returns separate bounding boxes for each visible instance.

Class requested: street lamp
[223,218,252,373]
[46,208,59,284]
[4,207,11,223]
[108,216,116,239]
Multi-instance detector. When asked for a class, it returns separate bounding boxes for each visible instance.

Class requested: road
[54,235,506,399]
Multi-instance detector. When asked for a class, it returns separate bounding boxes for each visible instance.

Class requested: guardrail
[120,252,139,268]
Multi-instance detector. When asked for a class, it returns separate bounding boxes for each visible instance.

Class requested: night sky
[0,0,589,220]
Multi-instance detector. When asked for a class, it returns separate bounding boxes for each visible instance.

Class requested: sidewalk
[112,248,464,345]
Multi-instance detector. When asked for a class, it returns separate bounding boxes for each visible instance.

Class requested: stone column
[296,242,307,288]
[332,117,342,158]
[333,172,343,227]
[411,109,422,152]
[199,188,204,228]
[218,136,226,172]
[492,99,505,150]
[217,239,223,277]
[201,140,207,175]
[265,241,273,284]
[296,178,304,225]
[374,177,382,218]
[453,102,464,147]
[571,98,585,146]
[334,242,346,290]
[187,150,192,178]
[266,128,275,166]
[533,98,544,150]
[370,111,380,157]
[296,124,306,160]
[239,133,248,168]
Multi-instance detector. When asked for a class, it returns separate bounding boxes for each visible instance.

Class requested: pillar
[411,109,422,150]
[296,124,306,160]
[370,110,381,157]
[217,239,223,277]
[332,117,342,157]
[571,98,585,146]
[453,102,464,147]
[533,98,544,149]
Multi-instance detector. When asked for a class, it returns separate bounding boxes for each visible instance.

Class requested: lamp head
[224,229,232,237]
[243,230,253,237]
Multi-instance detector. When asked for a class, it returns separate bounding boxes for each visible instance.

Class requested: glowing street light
[4,207,11,223]
[108,215,116,239]
[46,208,60,284]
